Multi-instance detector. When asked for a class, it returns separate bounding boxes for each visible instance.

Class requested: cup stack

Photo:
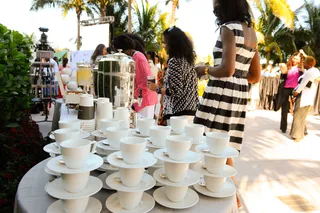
[192,132,239,198]
[114,107,130,129]
[105,137,157,212]
[95,98,113,130]
[45,139,104,213]
[146,125,171,185]
[152,135,202,210]
[78,94,95,140]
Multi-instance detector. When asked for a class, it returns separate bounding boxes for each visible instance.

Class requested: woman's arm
[195,27,236,78]
[247,51,261,83]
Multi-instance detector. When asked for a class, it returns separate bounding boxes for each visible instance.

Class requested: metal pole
[128,0,132,33]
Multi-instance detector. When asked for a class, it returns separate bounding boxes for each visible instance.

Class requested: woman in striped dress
[194,0,261,207]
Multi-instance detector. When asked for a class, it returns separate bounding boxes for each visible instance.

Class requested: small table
[14,158,238,213]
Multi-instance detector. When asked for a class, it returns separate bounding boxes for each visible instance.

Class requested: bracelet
[204,67,209,75]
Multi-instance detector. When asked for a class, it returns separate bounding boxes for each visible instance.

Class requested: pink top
[284,66,300,88]
[132,51,158,112]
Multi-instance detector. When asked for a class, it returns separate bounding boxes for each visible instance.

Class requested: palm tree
[250,0,296,63]
[165,0,191,26]
[106,0,128,37]
[134,0,169,51]
[30,0,94,50]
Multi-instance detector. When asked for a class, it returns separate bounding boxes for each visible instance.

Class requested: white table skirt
[14,158,238,213]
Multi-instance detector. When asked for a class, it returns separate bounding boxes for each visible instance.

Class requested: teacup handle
[199,178,206,187]
[90,141,97,153]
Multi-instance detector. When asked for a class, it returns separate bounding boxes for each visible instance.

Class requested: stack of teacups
[152,135,202,209]
[146,125,171,184]
[193,132,239,198]
[45,139,103,213]
[170,116,189,135]
[95,98,113,130]
[105,137,157,212]
[78,94,95,140]
[114,107,130,129]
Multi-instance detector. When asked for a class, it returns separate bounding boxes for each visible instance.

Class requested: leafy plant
[0,24,33,129]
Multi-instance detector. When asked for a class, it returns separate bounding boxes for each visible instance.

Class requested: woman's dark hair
[146,51,156,64]
[214,0,252,27]
[127,34,146,56]
[106,47,113,54]
[112,34,136,52]
[163,26,196,65]
[91,44,106,62]
[62,58,68,68]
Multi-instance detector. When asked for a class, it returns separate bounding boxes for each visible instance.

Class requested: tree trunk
[128,0,132,33]
[170,1,177,26]
[77,13,81,50]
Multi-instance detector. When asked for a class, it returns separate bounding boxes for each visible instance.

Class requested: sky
[0,0,313,58]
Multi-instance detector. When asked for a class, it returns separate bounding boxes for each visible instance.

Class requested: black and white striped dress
[194,22,256,151]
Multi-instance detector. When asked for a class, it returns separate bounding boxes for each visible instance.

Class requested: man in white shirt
[290,56,320,142]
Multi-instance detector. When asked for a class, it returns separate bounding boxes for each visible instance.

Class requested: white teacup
[100,119,122,130]
[114,107,130,128]
[60,139,97,169]
[149,126,171,147]
[185,124,204,143]
[61,172,90,193]
[120,137,146,164]
[105,127,130,149]
[203,176,226,192]
[165,185,188,203]
[182,115,195,125]
[170,116,189,133]
[118,191,143,210]
[118,168,145,187]
[206,132,230,155]
[166,135,192,161]
[164,161,189,183]
[59,119,82,129]
[54,128,81,146]
[137,118,155,136]
[61,197,89,213]
[204,155,227,174]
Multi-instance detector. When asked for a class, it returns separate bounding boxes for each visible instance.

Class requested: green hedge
[0,23,33,130]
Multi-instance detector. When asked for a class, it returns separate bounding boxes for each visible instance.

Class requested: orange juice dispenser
[76,62,92,92]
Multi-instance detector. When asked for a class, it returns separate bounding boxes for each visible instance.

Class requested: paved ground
[33,109,320,213]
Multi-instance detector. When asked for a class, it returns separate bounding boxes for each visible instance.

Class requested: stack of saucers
[146,125,171,186]
[106,137,157,213]
[153,135,202,210]
[45,139,103,213]
[193,132,239,198]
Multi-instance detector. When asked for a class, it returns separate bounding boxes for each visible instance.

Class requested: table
[14,158,238,213]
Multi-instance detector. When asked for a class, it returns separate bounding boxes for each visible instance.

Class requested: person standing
[278,52,305,133]
[290,56,320,142]
[147,26,198,124]
[112,34,158,119]
[194,0,261,208]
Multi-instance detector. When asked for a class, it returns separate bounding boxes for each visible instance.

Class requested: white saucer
[45,176,102,199]
[97,162,119,172]
[91,130,107,138]
[192,163,237,177]
[153,168,200,187]
[47,197,102,213]
[145,138,164,149]
[47,154,103,174]
[97,173,116,190]
[153,187,199,209]
[193,180,236,198]
[97,140,119,150]
[107,152,157,169]
[43,143,61,155]
[195,144,239,158]
[106,192,155,213]
[49,131,91,140]
[154,149,202,164]
[106,172,155,192]
[44,166,61,176]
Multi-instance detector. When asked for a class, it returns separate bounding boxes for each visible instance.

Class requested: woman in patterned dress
[194,0,261,208]
[148,27,198,125]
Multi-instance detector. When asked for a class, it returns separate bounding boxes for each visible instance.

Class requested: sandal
[236,192,242,208]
